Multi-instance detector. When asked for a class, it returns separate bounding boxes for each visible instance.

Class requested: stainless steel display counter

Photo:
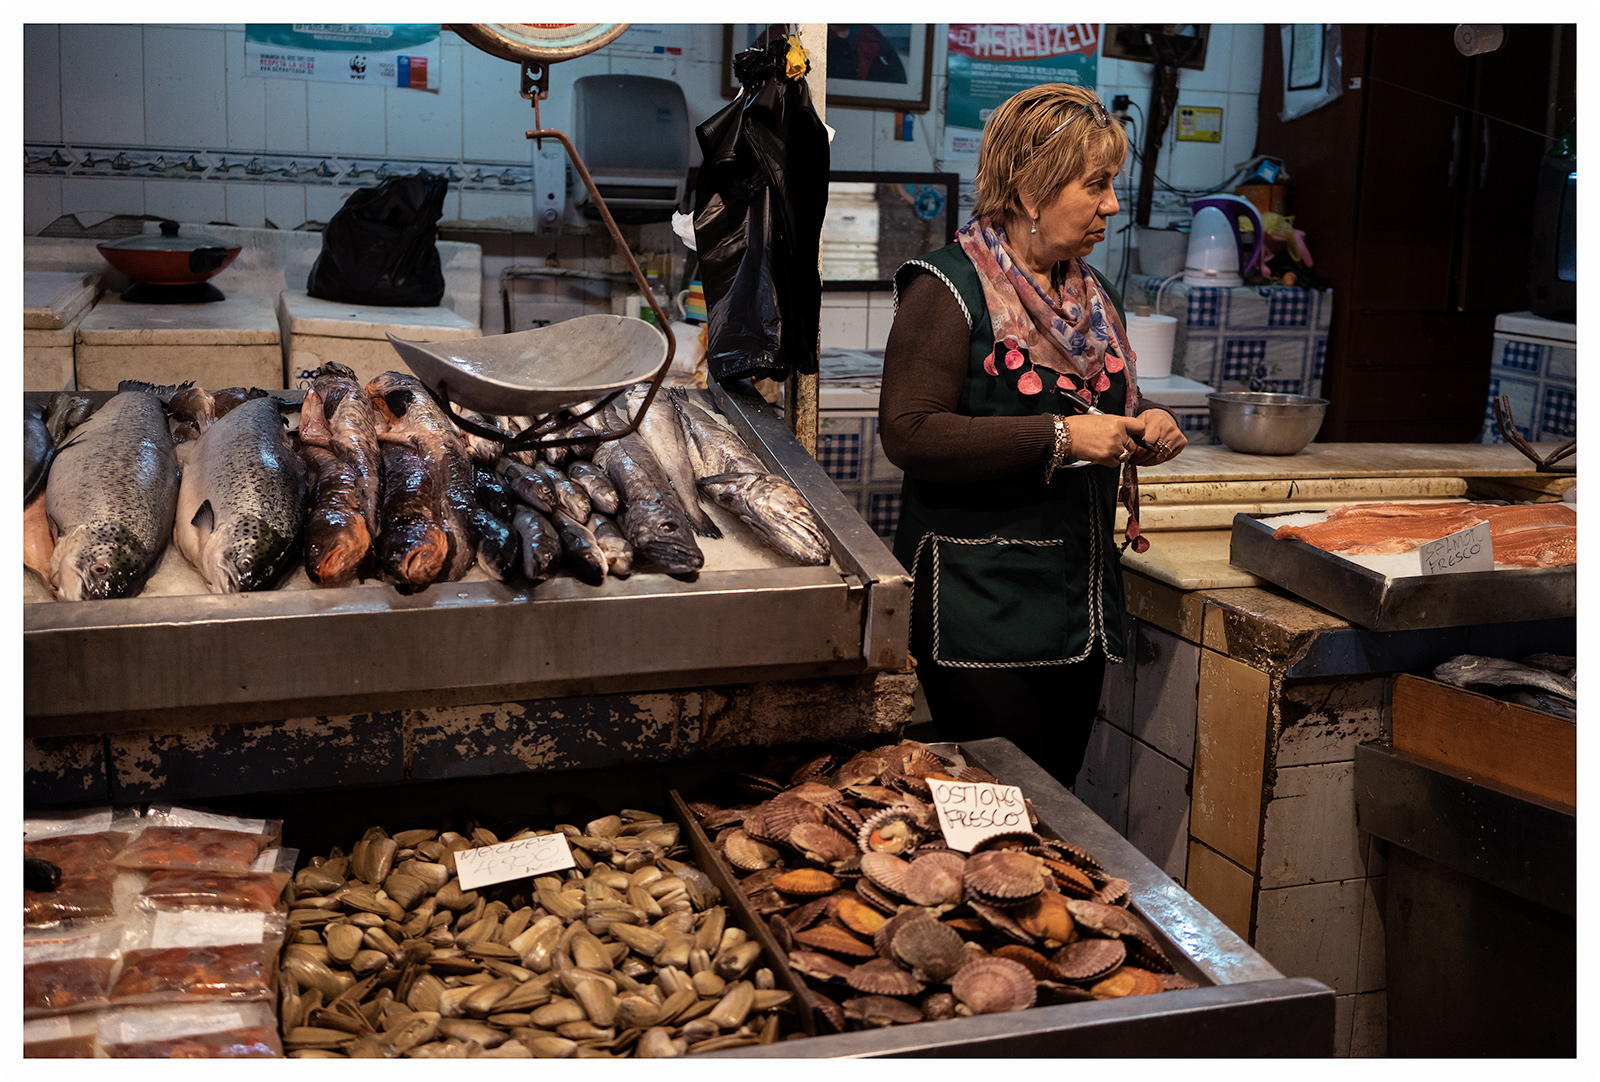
[24,380,911,735]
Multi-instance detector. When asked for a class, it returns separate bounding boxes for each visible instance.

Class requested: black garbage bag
[307,174,449,307]
[693,38,830,385]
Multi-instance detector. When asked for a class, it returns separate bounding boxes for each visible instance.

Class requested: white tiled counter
[75,292,283,390]
[23,270,100,391]
[277,290,481,387]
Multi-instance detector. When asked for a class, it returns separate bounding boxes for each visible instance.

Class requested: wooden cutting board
[1119,529,1262,590]
[1141,442,1575,482]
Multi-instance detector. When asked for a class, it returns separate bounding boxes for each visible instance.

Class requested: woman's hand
[1130,410,1186,467]
[1066,414,1149,468]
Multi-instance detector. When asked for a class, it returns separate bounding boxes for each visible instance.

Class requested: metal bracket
[1493,394,1575,472]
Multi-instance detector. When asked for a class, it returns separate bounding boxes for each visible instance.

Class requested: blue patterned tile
[817,431,862,482]
[1498,340,1544,372]
[1268,289,1311,327]
[868,491,902,539]
[1222,338,1268,382]
[1186,288,1223,328]
[1540,386,1577,439]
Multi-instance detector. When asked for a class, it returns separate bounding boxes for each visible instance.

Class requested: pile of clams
[685,740,1197,1033]
[278,809,795,1058]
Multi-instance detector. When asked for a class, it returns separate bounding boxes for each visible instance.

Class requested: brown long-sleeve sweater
[878,271,1172,484]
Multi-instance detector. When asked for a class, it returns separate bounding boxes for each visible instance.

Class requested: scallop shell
[788,950,854,983]
[992,944,1057,981]
[1163,973,1200,992]
[891,917,968,982]
[854,880,902,916]
[891,774,933,799]
[807,988,847,1033]
[858,851,912,898]
[1037,979,1098,1005]
[738,806,769,843]
[1043,858,1098,898]
[920,990,958,1021]
[789,822,858,866]
[955,764,999,785]
[789,781,844,806]
[788,752,839,787]
[942,917,987,936]
[843,994,924,1027]
[950,956,1037,1015]
[1090,965,1165,999]
[1065,899,1142,938]
[963,850,1047,907]
[832,854,863,880]
[857,808,923,855]
[784,893,835,932]
[1053,840,1106,875]
[738,866,782,896]
[753,795,822,843]
[1125,934,1176,975]
[772,868,841,896]
[968,900,1037,945]
[845,957,926,997]
[836,895,889,938]
[1014,890,1077,945]
[794,923,877,959]
[1092,876,1132,908]
[722,829,779,872]
[1051,937,1126,982]
[899,750,947,780]
[700,807,749,831]
[733,772,786,798]
[972,831,1044,852]
[844,784,903,806]
[901,850,966,907]
[747,889,788,916]
[767,912,794,954]
[873,907,930,962]
[831,753,887,787]
[825,803,866,837]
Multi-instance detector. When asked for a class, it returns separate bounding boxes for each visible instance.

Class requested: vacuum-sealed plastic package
[107,910,286,1006]
[99,1002,282,1058]
[22,923,124,1018]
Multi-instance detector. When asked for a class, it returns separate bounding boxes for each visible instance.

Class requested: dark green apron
[891,243,1128,668]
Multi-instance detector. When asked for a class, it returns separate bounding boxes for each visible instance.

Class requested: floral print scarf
[957,216,1150,552]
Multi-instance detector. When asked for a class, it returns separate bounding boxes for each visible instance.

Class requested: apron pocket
[928,535,1076,666]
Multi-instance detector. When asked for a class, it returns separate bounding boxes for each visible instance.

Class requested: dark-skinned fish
[377,441,449,591]
[626,383,719,537]
[591,405,703,575]
[552,508,607,586]
[512,505,563,583]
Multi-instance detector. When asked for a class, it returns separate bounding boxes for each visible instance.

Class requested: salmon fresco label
[1418,522,1493,576]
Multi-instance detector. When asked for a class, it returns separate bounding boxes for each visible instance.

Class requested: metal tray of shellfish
[1230,513,1577,632]
[679,737,1336,1057]
[23,379,910,732]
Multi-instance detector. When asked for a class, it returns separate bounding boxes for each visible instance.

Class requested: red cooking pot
[97,220,243,303]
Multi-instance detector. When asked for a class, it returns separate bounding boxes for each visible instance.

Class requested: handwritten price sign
[1418,522,1494,576]
[930,780,1029,852]
[454,833,575,891]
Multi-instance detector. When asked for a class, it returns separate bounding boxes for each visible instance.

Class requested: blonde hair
[973,84,1129,225]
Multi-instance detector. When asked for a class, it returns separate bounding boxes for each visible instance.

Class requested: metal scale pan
[401,23,675,455]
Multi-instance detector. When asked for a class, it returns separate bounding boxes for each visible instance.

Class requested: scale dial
[448,23,629,64]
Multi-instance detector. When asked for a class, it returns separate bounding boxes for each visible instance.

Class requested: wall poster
[245,24,442,90]
[945,24,1101,131]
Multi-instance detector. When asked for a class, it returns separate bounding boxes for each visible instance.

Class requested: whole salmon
[302,362,380,542]
[377,441,449,591]
[174,396,306,593]
[46,388,179,601]
[300,443,371,586]
[367,372,478,581]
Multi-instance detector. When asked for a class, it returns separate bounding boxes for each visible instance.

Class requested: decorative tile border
[25,142,538,191]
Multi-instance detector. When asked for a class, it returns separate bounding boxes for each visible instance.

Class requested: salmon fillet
[1273,500,1577,565]
[1492,525,1577,567]
[1272,512,1490,554]
[1325,502,1496,520]
[1475,503,1577,533]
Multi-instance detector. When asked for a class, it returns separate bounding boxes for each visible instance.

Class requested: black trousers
[909,568,1108,789]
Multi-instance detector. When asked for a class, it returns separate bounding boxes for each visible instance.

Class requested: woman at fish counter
[879,84,1187,789]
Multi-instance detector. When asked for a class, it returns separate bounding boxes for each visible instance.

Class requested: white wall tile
[1126,739,1190,882]
[1178,24,1233,93]
[1099,619,1136,732]
[386,45,463,161]
[1130,624,1200,766]
[1231,24,1266,96]
[24,177,63,235]
[264,79,309,154]
[1161,89,1231,192]
[1225,90,1262,176]
[144,26,228,147]
[827,109,877,172]
[1254,879,1365,993]
[1076,717,1130,832]
[24,24,62,144]
[144,179,227,225]
[304,185,351,227]
[262,184,307,230]
[61,24,145,144]
[223,182,267,228]
[865,292,896,350]
[224,29,265,150]
[1355,874,1386,994]
[869,98,941,174]
[61,177,145,218]
[307,81,386,157]
[460,190,535,226]
[1259,761,1363,889]
[819,303,869,350]
[460,45,541,163]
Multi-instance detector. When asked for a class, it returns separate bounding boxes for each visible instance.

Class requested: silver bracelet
[1045,415,1072,483]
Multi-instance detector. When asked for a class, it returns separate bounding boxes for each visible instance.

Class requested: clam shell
[901,850,966,907]
[1051,937,1126,982]
[858,851,911,898]
[992,944,1057,981]
[836,895,888,938]
[963,850,1047,907]
[789,822,858,866]
[950,956,1037,1015]
[845,957,925,997]
[722,829,779,872]
[890,917,968,982]
[1090,965,1165,999]
[788,950,854,983]
[857,808,923,855]
[794,923,876,958]
[843,994,923,1027]
[772,868,841,896]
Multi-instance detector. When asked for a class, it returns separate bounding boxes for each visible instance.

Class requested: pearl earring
[1030,218,1038,235]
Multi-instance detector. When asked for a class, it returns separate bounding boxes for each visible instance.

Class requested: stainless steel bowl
[1207,391,1328,455]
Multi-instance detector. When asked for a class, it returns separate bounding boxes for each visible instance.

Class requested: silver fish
[469,507,521,582]
[455,410,513,467]
[566,460,620,517]
[174,396,307,593]
[589,513,633,578]
[533,461,591,524]
[673,393,767,475]
[512,506,562,583]
[1431,654,1577,702]
[552,509,607,586]
[499,458,557,516]
[592,406,703,575]
[698,472,831,567]
[627,384,719,537]
[46,390,179,600]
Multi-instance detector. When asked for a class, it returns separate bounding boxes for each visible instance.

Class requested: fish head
[202,515,298,593]
[52,526,151,601]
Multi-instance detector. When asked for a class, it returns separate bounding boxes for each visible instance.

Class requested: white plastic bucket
[1126,313,1178,379]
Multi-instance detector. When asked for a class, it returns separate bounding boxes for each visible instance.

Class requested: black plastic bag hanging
[307,173,449,307]
[693,37,830,385]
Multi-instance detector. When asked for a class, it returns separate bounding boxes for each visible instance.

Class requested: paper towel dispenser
[572,74,689,224]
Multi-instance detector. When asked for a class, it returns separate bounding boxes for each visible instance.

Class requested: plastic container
[1126,313,1178,379]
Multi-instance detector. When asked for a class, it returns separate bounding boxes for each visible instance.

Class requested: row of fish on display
[22,365,832,602]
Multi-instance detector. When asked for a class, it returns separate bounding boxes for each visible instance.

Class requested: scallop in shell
[872,907,930,962]
[992,944,1057,981]
[787,751,838,787]
[890,917,968,983]
[950,956,1037,1015]
[836,895,889,938]
[1042,858,1097,899]
[722,829,779,872]
[1089,966,1165,999]
[857,807,923,855]
[794,923,877,959]
[1014,890,1076,946]
[968,900,1036,945]
[901,850,966,908]
[1051,937,1125,982]
[789,822,858,866]
[843,995,923,1027]
[844,784,903,807]
[854,879,902,915]
[920,990,958,1021]
[772,868,840,897]
[1092,876,1132,908]
[963,850,1047,907]
[1065,898,1143,938]
[751,795,821,843]
[784,893,835,932]
[857,851,911,899]
[788,950,854,984]
[954,764,999,785]
[789,781,844,806]
[824,803,865,837]
[830,753,887,787]
[845,957,925,997]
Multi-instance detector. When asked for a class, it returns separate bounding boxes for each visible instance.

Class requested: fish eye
[92,562,108,578]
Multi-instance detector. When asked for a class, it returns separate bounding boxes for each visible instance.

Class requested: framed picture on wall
[722,24,936,112]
